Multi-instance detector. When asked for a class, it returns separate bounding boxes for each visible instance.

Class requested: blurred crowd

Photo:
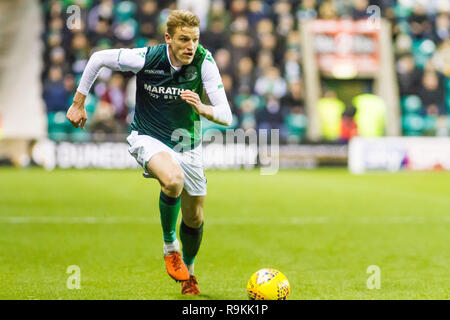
[42,0,450,142]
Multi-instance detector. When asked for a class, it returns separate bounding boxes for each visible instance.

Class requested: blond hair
[166,10,200,36]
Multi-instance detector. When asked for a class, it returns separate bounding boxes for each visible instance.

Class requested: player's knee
[163,171,184,196]
[184,208,203,228]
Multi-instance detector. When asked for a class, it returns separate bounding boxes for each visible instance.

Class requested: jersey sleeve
[201,52,224,95]
[200,52,232,126]
[117,48,147,73]
[77,48,146,95]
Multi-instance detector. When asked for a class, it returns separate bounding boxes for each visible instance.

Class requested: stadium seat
[411,40,436,69]
[423,115,437,133]
[402,114,424,134]
[115,1,137,22]
[394,3,412,19]
[446,94,450,113]
[284,113,307,142]
[135,37,149,48]
[397,21,410,34]
[47,111,72,142]
[418,40,436,56]
[84,93,97,116]
[401,95,422,114]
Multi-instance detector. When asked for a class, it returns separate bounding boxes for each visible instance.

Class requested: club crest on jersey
[184,66,198,81]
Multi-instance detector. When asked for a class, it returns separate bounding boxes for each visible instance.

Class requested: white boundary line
[0,216,449,224]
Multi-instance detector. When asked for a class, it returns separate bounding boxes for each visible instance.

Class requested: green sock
[179,220,204,266]
[159,191,181,243]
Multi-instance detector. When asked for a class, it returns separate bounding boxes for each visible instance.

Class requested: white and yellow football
[246,268,290,300]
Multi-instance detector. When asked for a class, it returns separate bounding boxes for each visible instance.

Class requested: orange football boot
[181,275,200,295]
[164,251,189,282]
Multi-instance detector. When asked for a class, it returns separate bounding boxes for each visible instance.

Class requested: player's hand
[180,90,203,114]
[67,92,88,130]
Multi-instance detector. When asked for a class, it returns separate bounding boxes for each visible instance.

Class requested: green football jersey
[130,44,211,151]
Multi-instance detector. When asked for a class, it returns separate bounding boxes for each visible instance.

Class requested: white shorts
[126,131,207,196]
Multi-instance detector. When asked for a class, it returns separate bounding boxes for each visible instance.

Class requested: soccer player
[66,10,232,295]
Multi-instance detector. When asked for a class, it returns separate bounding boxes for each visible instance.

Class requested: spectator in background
[247,0,271,27]
[88,0,114,34]
[352,93,387,137]
[214,48,232,74]
[408,3,433,41]
[221,73,236,104]
[434,39,450,77]
[318,0,338,20]
[100,73,128,124]
[47,0,62,20]
[90,72,127,139]
[234,56,255,94]
[256,95,285,138]
[230,14,250,34]
[156,2,177,37]
[281,81,304,111]
[433,13,450,45]
[201,17,229,54]
[177,0,210,31]
[396,53,423,96]
[236,93,259,130]
[48,15,64,34]
[70,32,90,75]
[273,0,292,21]
[89,19,114,46]
[49,46,67,70]
[229,0,247,19]
[255,18,274,38]
[296,0,318,22]
[394,33,413,55]
[418,70,446,116]
[64,74,76,96]
[136,0,159,40]
[317,89,345,141]
[276,12,295,38]
[43,66,70,113]
[284,104,307,143]
[255,66,287,99]
[254,49,274,79]
[340,105,358,142]
[257,32,283,64]
[285,30,302,56]
[281,80,307,143]
[351,0,370,20]
[228,31,255,68]
[113,1,139,46]
[208,0,230,26]
[284,49,301,84]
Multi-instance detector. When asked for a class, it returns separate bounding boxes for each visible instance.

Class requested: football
[246,268,290,300]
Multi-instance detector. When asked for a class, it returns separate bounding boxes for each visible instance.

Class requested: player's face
[165,26,200,67]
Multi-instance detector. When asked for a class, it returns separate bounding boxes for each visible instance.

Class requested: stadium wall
[0,0,47,165]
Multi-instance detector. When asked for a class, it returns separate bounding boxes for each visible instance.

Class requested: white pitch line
[0,216,449,225]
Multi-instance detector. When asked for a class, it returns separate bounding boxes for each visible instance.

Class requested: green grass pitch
[0,168,449,300]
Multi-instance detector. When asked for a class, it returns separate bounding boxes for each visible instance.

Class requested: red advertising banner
[309,19,380,78]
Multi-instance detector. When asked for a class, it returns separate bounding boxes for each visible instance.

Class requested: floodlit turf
[0,167,449,300]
